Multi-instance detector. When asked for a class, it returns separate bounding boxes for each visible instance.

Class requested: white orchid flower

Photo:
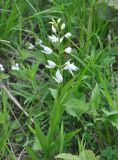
[11,63,19,71]
[52,25,57,33]
[64,60,78,75]
[48,34,59,43]
[53,69,63,83]
[0,64,4,72]
[61,23,65,30]
[46,60,56,68]
[28,43,35,50]
[64,47,72,54]
[65,32,72,38]
[42,45,53,54]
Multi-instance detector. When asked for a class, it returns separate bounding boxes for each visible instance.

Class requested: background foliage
[0,0,118,159]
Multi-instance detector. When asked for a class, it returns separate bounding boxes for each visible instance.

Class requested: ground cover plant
[0,0,118,159]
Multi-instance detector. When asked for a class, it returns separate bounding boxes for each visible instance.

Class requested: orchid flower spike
[46,60,56,68]
[53,69,63,83]
[64,60,78,76]
[42,45,53,54]
[64,47,72,54]
[48,34,59,43]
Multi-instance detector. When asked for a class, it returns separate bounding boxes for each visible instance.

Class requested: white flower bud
[64,47,72,54]
[65,32,72,38]
[52,25,56,33]
[28,43,34,50]
[57,18,61,23]
[61,23,65,30]
[0,64,4,72]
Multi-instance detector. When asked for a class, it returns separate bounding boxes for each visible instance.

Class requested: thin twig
[0,83,34,123]
[17,148,25,160]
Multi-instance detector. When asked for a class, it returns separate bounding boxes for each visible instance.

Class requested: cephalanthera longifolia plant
[27,18,89,160]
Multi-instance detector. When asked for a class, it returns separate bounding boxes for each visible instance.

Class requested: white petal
[57,18,61,23]
[64,47,72,54]
[46,60,56,68]
[0,64,3,68]
[52,25,56,33]
[64,60,71,66]
[64,61,78,76]
[54,69,63,83]
[29,43,34,50]
[42,46,53,54]
[60,36,64,43]
[65,32,72,38]
[36,39,42,46]
[69,63,78,71]
[0,67,4,71]
[15,63,19,67]
[11,66,16,70]
[61,23,65,30]
[48,35,58,43]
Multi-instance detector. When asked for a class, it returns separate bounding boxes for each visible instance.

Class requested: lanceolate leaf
[55,153,80,160]
[79,150,100,160]
[103,109,118,129]
[90,83,100,108]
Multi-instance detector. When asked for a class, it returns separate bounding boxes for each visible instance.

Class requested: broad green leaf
[79,150,100,160]
[55,153,80,160]
[103,109,118,129]
[64,97,89,118]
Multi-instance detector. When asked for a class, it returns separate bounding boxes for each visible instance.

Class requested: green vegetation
[0,0,118,159]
